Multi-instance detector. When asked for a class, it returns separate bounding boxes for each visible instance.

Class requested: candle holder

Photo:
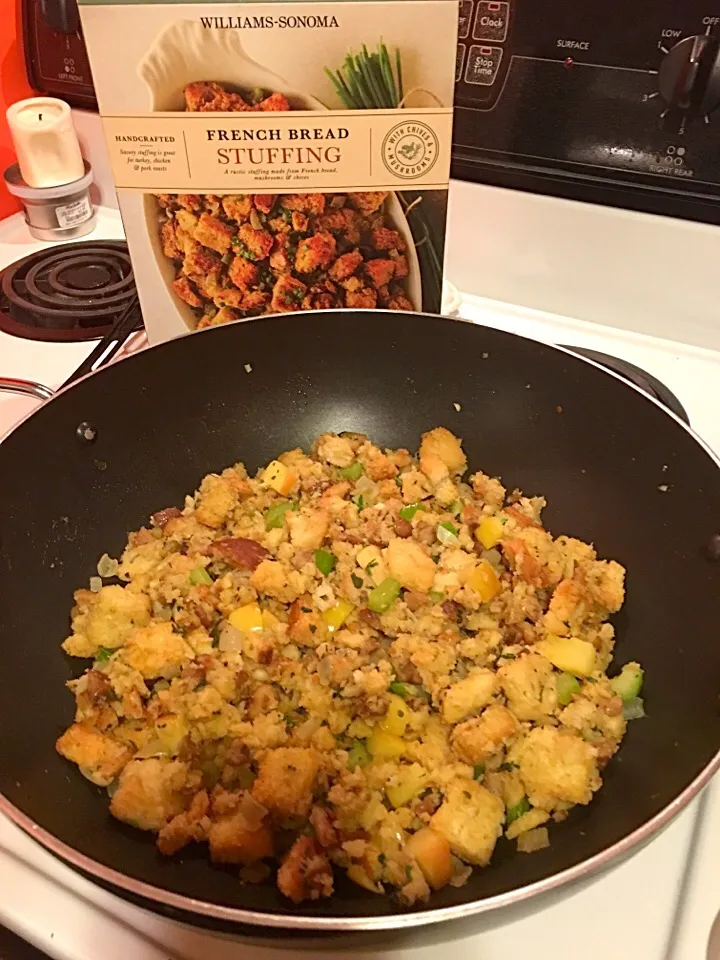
[3,160,96,242]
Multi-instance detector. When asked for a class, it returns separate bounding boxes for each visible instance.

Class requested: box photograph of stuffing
[78,3,458,341]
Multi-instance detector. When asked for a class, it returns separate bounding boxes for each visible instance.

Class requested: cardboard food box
[78,0,459,342]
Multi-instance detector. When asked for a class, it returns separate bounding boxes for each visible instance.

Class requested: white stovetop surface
[2,201,720,960]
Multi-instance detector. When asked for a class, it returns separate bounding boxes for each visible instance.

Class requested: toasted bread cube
[209,812,273,863]
[251,559,307,603]
[195,473,240,528]
[386,538,436,592]
[110,758,189,831]
[252,747,320,816]
[430,781,504,866]
[193,213,234,255]
[122,622,193,679]
[419,428,467,475]
[451,704,518,764]
[442,669,497,724]
[512,726,599,808]
[287,507,331,550]
[56,723,133,786]
[498,653,558,722]
[62,584,151,658]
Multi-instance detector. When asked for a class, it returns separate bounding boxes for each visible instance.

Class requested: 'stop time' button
[464,44,503,85]
[472,0,509,42]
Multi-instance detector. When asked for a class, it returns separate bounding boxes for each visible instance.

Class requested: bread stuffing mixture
[57,428,644,905]
[156,81,414,329]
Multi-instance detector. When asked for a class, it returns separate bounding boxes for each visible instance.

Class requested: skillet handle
[0,377,55,401]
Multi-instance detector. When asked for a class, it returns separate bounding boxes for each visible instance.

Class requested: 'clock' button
[472,1,509,42]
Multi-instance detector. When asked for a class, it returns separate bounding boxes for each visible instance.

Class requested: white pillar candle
[6,97,84,189]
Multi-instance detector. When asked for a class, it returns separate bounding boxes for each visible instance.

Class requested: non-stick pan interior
[2,311,720,925]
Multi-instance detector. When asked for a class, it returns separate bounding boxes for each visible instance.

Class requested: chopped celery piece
[314,548,336,576]
[189,565,213,586]
[506,797,531,824]
[610,662,644,701]
[399,503,422,521]
[95,646,113,664]
[556,671,581,706]
[428,590,444,603]
[388,681,415,699]
[367,577,401,613]
[340,461,364,480]
[473,764,485,780]
[264,500,298,530]
[347,740,371,770]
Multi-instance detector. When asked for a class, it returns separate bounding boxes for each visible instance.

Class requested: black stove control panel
[452,0,720,212]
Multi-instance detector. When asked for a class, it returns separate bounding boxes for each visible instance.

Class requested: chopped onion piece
[218,622,244,653]
[517,827,550,853]
[89,576,103,593]
[97,554,119,578]
[355,475,379,502]
[436,523,459,546]
[238,791,268,830]
[317,658,333,685]
[252,668,269,681]
[622,696,646,721]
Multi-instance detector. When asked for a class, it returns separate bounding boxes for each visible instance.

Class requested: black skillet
[1,310,719,932]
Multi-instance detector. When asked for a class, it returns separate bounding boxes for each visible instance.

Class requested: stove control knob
[658,35,720,115]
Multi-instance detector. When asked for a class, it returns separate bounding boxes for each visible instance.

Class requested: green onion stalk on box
[325,43,444,307]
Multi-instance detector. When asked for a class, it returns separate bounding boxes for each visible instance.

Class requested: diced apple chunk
[262,460,297,495]
[536,635,596,677]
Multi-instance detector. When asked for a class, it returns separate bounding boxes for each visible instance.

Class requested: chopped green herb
[353,494,365,510]
[301,606,312,614]
[367,577,401,613]
[473,764,485,780]
[287,285,305,305]
[395,476,403,488]
[498,652,517,660]
[95,646,113,664]
[378,852,387,866]
[438,520,458,536]
[366,558,378,572]
[339,461,364,481]
[351,573,364,589]
[399,503,422,521]
[189,565,213,586]
[264,500,298,530]
[428,590,444,603]
[498,761,519,772]
[506,797,531,824]
[231,237,257,260]
[309,624,317,634]
[314,548,337,576]
[347,740,371,770]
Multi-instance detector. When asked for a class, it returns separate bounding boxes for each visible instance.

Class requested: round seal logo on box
[381,121,439,179]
